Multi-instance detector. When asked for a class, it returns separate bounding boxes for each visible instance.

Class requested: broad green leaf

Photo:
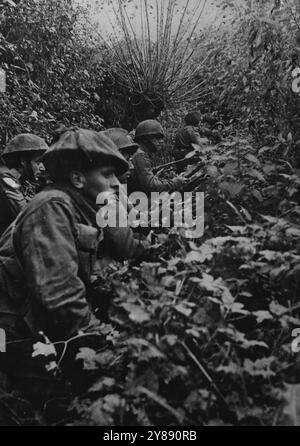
[243,358,276,378]
[220,182,244,198]
[76,348,98,371]
[245,154,260,165]
[175,304,193,318]
[226,226,247,234]
[222,161,239,176]
[249,169,267,183]
[259,146,273,154]
[32,342,57,359]
[263,164,276,175]
[207,165,219,177]
[253,311,273,324]
[270,302,288,317]
[252,189,264,202]
[121,303,151,324]
[90,377,116,393]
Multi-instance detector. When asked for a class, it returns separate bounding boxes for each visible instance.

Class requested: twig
[225,200,248,225]
[181,342,229,409]
[137,386,192,425]
[0,398,22,426]
[55,333,103,368]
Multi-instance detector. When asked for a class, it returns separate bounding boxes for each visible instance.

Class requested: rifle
[153,144,204,174]
[153,158,186,174]
[179,172,206,193]
[178,159,207,192]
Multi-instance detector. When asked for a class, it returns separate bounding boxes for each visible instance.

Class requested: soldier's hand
[177,175,189,185]
[169,175,188,192]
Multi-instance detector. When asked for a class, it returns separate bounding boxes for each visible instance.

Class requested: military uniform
[103,128,138,185]
[130,120,185,195]
[130,145,185,195]
[0,183,145,343]
[0,134,49,236]
[173,125,203,167]
[0,166,26,235]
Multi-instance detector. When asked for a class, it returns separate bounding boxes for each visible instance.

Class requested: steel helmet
[2,133,49,160]
[134,120,165,140]
[104,128,138,153]
[43,127,128,178]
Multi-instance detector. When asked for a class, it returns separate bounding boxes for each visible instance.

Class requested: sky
[77,0,243,36]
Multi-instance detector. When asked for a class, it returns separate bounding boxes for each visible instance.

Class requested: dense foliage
[0,0,105,147]
[0,0,300,427]
[200,0,300,154]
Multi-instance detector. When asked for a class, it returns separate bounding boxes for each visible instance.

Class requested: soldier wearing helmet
[0,133,48,235]
[0,128,147,404]
[103,128,138,184]
[104,128,138,160]
[130,120,186,195]
[173,112,205,173]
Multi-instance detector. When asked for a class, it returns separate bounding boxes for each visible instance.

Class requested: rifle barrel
[153,158,187,173]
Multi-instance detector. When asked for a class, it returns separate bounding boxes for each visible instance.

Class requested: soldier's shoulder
[21,186,74,216]
[132,147,148,161]
[31,186,73,205]
[185,125,199,133]
[182,125,200,140]
[133,146,145,155]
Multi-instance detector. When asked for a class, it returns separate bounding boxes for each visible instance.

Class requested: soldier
[104,128,138,161]
[101,128,150,241]
[0,133,48,235]
[130,120,186,195]
[173,112,205,173]
[0,128,147,405]
[103,128,138,184]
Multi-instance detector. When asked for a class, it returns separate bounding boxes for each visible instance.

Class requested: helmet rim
[2,133,49,159]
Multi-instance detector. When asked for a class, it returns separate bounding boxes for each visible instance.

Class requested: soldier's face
[150,137,164,152]
[20,156,45,182]
[81,166,119,202]
[30,160,45,180]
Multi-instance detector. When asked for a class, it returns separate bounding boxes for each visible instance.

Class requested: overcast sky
[78,0,242,36]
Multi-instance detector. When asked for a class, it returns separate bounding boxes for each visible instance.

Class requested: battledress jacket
[0,183,145,344]
[130,144,184,195]
[173,125,203,160]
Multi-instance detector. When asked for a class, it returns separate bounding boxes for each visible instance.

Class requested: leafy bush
[97,0,208,128]
[0,0,105,148]
[199,0,300,155]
